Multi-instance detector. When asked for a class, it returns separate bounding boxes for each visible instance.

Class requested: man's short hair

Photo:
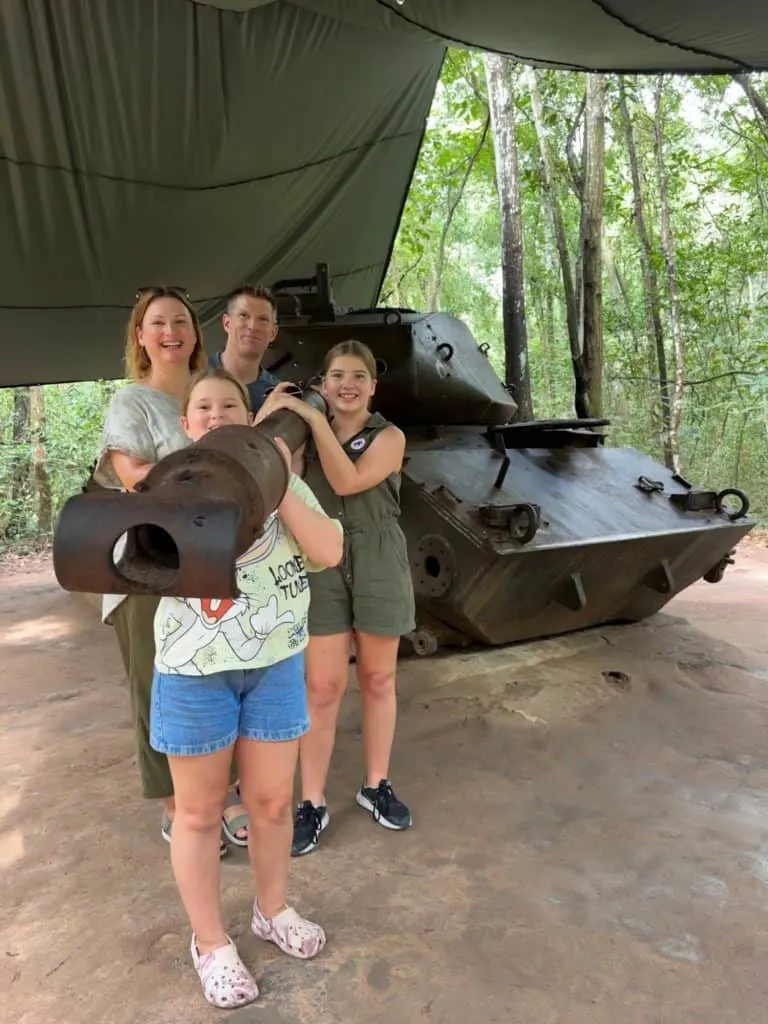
[226,283,277,320]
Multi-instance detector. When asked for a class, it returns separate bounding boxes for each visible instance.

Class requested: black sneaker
[355,779,412,831]
[291,800,329,857]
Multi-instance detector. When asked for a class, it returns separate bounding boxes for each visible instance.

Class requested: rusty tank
[265,264,754,656]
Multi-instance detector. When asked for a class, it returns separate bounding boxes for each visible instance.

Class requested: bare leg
[354,633,400,786]
[236,737,300,918]
[167,747,232,953]
[169,782,244,838]
[299,633,353,807]
[239,735,326,957]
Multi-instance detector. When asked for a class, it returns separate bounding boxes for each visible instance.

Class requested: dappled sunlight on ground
[2,614,79,647]
[0,788,21,819]
[0,786,24,871]
[0,829,24,871]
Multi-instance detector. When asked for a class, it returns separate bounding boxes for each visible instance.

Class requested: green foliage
[0,380,118,553]
[382,57,768,520]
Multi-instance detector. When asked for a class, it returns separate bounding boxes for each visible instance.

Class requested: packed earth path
[2,537,768,1024]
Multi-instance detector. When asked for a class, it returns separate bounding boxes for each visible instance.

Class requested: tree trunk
[565,94,586,199]
[734,411,748,487]
[603,239,638,351]
[733,73,768,147]
[29,386,53,537]
[653,77,684,475]
[543,284,557,412]
[484,54,532,418]
[427,115,490,313]
[5,387,31,541]
[577,73,606,417]
[617,77,674,469]
[529,71,583,414]
[384,253,404,307]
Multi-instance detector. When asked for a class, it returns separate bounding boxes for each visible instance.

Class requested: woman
[93,287,247,849]
[255,340,415,855]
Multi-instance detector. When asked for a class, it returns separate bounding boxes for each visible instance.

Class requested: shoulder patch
[349,437,367,452]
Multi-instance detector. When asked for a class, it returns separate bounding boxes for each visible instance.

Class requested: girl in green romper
[255,340,415,854]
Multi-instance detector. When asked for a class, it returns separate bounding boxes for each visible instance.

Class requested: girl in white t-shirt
[149,367,342,1009]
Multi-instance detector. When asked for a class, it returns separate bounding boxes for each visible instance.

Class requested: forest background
[2,54,767,551]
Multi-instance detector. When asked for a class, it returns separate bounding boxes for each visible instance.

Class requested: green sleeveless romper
[304,412,416,637]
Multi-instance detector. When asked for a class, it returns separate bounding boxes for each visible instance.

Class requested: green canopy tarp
[3,0,768,386]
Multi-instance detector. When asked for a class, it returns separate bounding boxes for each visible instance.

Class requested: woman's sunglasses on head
[135,285,190,302]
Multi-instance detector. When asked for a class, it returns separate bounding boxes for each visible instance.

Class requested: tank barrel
[255,386,326,451]
[52,390,327,599]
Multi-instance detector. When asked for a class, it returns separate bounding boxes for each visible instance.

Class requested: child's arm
[256,395,405,496]
[278,485,343,568]
[271,437,342,568]
[302,415,405,497]
[291,442,306,477]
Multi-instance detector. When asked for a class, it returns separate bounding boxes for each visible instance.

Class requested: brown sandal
[221,791,249,848]
[161,812,228,857]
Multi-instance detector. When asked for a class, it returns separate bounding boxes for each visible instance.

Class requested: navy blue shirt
[209,352,278,413]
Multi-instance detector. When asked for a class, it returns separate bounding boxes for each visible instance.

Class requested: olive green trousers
[111,595,236,799]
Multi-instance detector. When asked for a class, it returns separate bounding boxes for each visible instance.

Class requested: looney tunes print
[156,512,309,675]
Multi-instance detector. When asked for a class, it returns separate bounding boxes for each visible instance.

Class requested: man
[210,284,280,410]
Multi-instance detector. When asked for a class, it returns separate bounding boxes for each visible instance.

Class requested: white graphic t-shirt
[153,475,341,676]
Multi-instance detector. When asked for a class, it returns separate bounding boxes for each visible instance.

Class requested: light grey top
[95,383,189,623]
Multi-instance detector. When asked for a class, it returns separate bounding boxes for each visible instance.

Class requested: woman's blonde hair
[182,365,251,415]
[123,286,207,381]
[322,339,377,378]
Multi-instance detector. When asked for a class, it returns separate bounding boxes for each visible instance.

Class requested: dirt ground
[2,539,768,1024]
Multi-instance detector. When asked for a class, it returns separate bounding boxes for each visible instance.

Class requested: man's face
[222,295,277,362]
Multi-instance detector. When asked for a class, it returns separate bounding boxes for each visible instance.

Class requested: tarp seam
[0,130,418,192]
[0,261,381,311]
[369,0,586,69]
[369,0,751,73]
[589,0,751,70]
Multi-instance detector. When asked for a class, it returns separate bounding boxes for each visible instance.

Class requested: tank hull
[400,434,753,648]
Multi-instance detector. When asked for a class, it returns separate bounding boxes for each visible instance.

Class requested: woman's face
[137,296,197,370]
[321,355,376,415]
[182,378,251,440]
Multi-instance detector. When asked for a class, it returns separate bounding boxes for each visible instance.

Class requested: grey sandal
[161,812,228,857]
[221,791,249,848]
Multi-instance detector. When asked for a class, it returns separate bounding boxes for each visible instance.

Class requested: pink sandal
[251,902,326,959]
[190,934,259,1009]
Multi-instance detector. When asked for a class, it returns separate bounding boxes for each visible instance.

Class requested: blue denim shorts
[150,652,309,757]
